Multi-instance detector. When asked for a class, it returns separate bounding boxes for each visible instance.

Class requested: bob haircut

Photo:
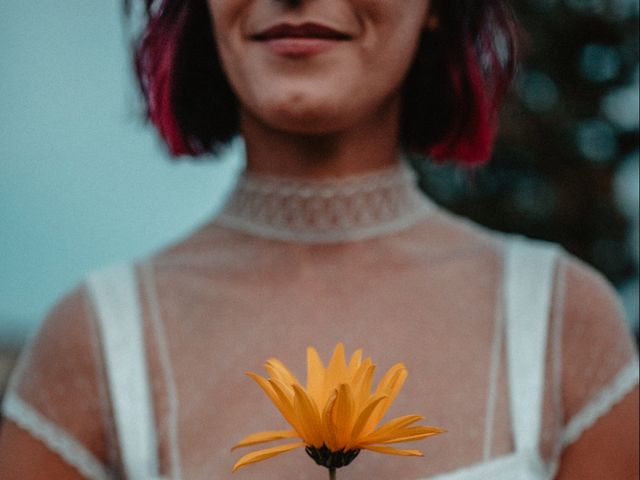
[129,0,518,165]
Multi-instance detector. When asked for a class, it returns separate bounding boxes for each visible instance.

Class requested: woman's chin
[250,112,341,136]
[252,98,361,136]
[270,117,347,136]
[240,85,398,137]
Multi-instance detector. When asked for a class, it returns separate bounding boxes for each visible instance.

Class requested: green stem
[329,467,336,480]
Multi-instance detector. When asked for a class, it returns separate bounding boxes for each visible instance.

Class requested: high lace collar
[216,161,434,243]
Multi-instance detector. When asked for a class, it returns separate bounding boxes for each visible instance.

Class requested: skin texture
[0,422,89,480]
[0,1,637,478]
[556,388,639,480]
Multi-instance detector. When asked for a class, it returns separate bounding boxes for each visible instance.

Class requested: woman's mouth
[251,22,352,57]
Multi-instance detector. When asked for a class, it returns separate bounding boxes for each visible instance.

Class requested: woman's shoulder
[32,263,137,348]
[6,279,105,409]
[554,248,633,349]
[553,247,638,437]
[20,284,96,380]
[2,281,115,476]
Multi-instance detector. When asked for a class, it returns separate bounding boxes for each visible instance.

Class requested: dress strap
[87,264,159,480]
[504,237,559,454]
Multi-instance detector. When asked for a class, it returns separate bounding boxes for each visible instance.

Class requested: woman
[0,0,638,478]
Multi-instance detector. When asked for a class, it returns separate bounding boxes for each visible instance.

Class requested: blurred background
[1,0,638,398]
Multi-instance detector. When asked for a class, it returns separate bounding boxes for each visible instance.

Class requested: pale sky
[0,1,241,342]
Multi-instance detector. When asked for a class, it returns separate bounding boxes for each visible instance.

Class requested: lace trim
[2,392,113,480]
[216,162,434,243]
[561,357,640,447]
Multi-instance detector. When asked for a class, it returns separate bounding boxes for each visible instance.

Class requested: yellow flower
[232,343,443,473]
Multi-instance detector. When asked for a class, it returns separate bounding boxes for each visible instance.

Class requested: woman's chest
[144,258,515,479]
[147,322,512,480]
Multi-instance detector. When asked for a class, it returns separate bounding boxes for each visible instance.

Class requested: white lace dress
[2,163,638,479]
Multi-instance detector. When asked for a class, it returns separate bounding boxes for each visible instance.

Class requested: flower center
[305,444,361,469]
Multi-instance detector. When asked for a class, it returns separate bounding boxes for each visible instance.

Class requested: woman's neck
[239,100,402,179]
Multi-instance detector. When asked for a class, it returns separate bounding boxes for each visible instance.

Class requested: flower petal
[360,445,424,457]
[321,390,339,451]
[347,349,363,376]
[292,384,324,448]
[377,431,443,444]
[349,394,388,447]
[332,383,355,448]
[306,347,325,405]
[268,378,304,435]
[264,358,301,387]
[370,364,408,428]
[246,372,292,425]
[324,343,347,394]
[374,363,406,396]
[232,430,299,450]
[360,415,425,443]
[232,442,305,472]
[370,426,444,445]
[351,360,375,411]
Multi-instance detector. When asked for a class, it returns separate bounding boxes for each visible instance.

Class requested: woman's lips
[261,37,343,56]
[251,22,351,57]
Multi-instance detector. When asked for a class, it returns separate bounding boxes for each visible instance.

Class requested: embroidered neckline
[216,161,434,243]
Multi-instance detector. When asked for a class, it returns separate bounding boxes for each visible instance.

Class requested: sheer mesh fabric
[558,258,639,447]
[2,288,121,478]
[2,163,638,479]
